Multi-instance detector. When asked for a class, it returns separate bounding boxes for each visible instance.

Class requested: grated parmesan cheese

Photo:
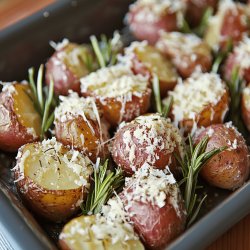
[1,82,17,94]
[123,164,182,216]
[168,72,227,127]
[49,38,69,51]
[80,64,149,99]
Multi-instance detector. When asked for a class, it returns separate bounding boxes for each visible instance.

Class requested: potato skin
[194,124,250,190]
[82,89,151,127]
[55,116,110,162]
[15,173,86,222]
[120,188,186,249]
[0,85,39,152]
[112,121,182,176]
[46,43,91,95]
[242,86,250,131]
[185,0,218,27]
[171,90,230,133]
[127,5,178,44]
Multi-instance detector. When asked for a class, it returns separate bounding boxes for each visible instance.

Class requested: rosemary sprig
[82,159,125,215]
[90,31,122,69]
[28,65,55,139]
[152,74,173,118]
[176,135,226,227]
[226,67,248,136]
[212,39,233,73]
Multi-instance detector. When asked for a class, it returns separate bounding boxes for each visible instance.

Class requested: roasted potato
[194,123,250,190]
[119,41,178,97]
[46,39,93,95]
[168,72,230,133]
[156,32,212,78]
[59,214,144,250]
[112,114,184,176]
[223,37,250,83]
[80,65,151,127]
[242,85,250,131]
[120,165,186,249]
[54,91,110,162]
[205,1,250,50]
[185,0,218,27]
[0,82,41,152]
[14,137,93,222]
[126,0,186,44]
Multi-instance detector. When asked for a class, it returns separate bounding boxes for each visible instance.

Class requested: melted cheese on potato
[81,65,149,99]
[15,137,93,190]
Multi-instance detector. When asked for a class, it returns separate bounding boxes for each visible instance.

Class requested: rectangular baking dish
[0,1,249,249]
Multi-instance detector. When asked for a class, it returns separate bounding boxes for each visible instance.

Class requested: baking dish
[0,0,249,249]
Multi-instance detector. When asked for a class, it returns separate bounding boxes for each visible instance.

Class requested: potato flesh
[134,45,177,82]
[13,84,41,136]
[60,215,144,250]
[23,144,82,190]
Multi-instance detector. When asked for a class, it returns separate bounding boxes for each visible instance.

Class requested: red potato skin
[127,5,178,45]
[223,52,250,83]
[0,91,38,152]
[112,123,181,176]
[242,87,250,131]
[185,0,218,27]
[46,51,81,96]
[220,7,250,49]
[55,116,110,162]
[120,189,186,249]
[82,89,151,127]
[194,124,250,190]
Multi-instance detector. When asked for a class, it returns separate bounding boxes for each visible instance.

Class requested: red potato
[0,83,41,152]
[120,165,186,249]
[119,41,178,97]
[168,72,230,133]
[205,1,250,50]
[194,123,250,190]
[112,114,184,176]
[14,138,93,222]
[242,85,250,131]
[80,65,151,127]
[223,37,250,83]
[54,92,110,162]
[126,0,186,44]
[156,32,212,78]
[46,39,93,95]
[185,0,218,27]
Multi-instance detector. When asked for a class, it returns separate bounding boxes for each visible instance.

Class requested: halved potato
[119,41,178,97]
[59,215,144,250]
[194,123,250,190]
[168,72,230,133]
[156,32,212,78]
[80,65,151,127]
[54,91,110,162]
[120,165,186,249]
[14,137,93,222]
[0,82,41,152]
[126,0,186,44]
[205,1,250,50]
[46,39,94,95]
[242,85,250,131]
[112,114,184,176]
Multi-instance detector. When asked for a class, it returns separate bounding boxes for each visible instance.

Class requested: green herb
[90,31,122,69]
[176,135,226,227]
[82,160,125,215]
[28,65,56,139]
[227,67,248,136]
[152,74,173,118]
[212,39,233,73]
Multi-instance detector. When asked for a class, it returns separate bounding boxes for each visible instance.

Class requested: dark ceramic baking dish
[0,1,249,249]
